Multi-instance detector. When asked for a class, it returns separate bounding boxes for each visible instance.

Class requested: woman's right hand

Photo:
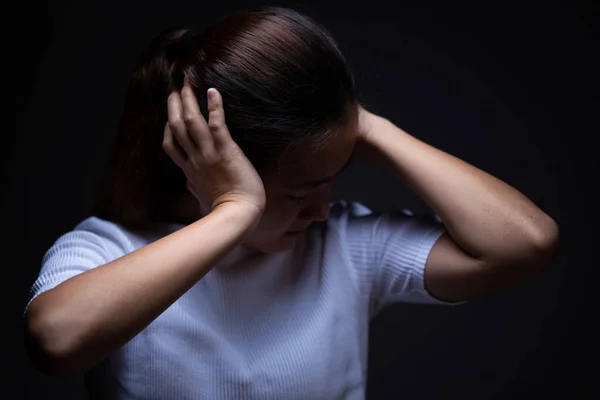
[26,87,268,373]
[163,78,266,218]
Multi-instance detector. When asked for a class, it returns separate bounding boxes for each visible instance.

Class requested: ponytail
[93,27,194,228]
[93,8,358,230]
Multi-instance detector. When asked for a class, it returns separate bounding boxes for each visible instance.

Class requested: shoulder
[49,216,169,261]
[328,200,372,218]
[326,199,439,231]
[326,200,373,228]
[322,199,446,273]
[73,216,129,237]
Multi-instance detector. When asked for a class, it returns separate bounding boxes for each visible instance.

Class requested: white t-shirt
[27,200,457,399]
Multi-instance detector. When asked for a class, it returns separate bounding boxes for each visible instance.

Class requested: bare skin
[24,80,358,376]
[170,80,358,254]
[25,77,558,377]
[354,107,559,302]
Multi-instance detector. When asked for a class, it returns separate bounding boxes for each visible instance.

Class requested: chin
[245,234,298,254]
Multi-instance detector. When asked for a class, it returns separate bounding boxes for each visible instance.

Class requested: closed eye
[285,180,333,203]
[286,194,308,203]
[285,156,354,190]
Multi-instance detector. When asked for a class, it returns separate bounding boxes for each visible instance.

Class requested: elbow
[24,302,84,376]
[527,215,560,272]
[502,216,560,280]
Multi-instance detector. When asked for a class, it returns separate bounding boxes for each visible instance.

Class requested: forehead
[267,128,357,186]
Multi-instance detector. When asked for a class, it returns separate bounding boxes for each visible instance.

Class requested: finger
[206,88,232,146]
[181,77,214,150]
[162,123,186,169]
[167,91,197,155]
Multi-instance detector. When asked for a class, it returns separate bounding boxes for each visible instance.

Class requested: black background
[8,1,596,398]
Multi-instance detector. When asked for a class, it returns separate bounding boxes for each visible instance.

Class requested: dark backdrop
[8,1,595,399]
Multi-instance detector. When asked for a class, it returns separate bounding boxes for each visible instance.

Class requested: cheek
[255,201,301,233]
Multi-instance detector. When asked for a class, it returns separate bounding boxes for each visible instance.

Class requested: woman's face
[244,122,358,254]
[174,111,359,254]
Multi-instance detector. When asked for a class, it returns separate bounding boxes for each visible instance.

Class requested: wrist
[354,108,386,161]
[213,201,263,231]
[357,108,386,143]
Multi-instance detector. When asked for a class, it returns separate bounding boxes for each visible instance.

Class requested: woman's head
[95,6,361,253]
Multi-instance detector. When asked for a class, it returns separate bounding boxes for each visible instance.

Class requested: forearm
[360,114,559,263]
[25,203,260,375]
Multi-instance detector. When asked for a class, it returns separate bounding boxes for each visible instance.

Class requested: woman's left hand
[353,105,385,161]
[356,105,375,142]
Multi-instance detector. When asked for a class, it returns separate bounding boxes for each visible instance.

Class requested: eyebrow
[285,156,354,189]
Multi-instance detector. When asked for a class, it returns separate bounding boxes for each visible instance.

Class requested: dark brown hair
[93,6,359,228]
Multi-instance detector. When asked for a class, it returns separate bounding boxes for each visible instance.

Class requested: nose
[299,202,330,222]
[298,189,331,222]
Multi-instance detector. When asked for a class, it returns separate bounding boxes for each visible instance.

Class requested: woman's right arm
[24,203,261,376]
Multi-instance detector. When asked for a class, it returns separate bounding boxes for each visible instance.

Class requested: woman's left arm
[356,107,560,302]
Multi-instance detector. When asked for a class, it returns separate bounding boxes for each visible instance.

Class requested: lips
[287,226,310,234]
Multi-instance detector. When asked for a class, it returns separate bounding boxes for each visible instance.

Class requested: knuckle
[167,119,183,131]
[202,151,215,163]
[213,107,225,118]
[209,107,223,118]
[204,151,222,165]
[208,119,221,131]
[188,157,202,171]
[183,113,197,127]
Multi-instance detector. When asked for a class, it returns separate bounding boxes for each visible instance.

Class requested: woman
[24,6,559,399]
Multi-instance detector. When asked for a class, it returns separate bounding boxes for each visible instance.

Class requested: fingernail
[207,88,216,100]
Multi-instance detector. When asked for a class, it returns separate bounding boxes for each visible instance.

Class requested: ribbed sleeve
[328,201,460,319]
[24,202,461,399]
[373,211,448,310]
[25,217,131,312]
